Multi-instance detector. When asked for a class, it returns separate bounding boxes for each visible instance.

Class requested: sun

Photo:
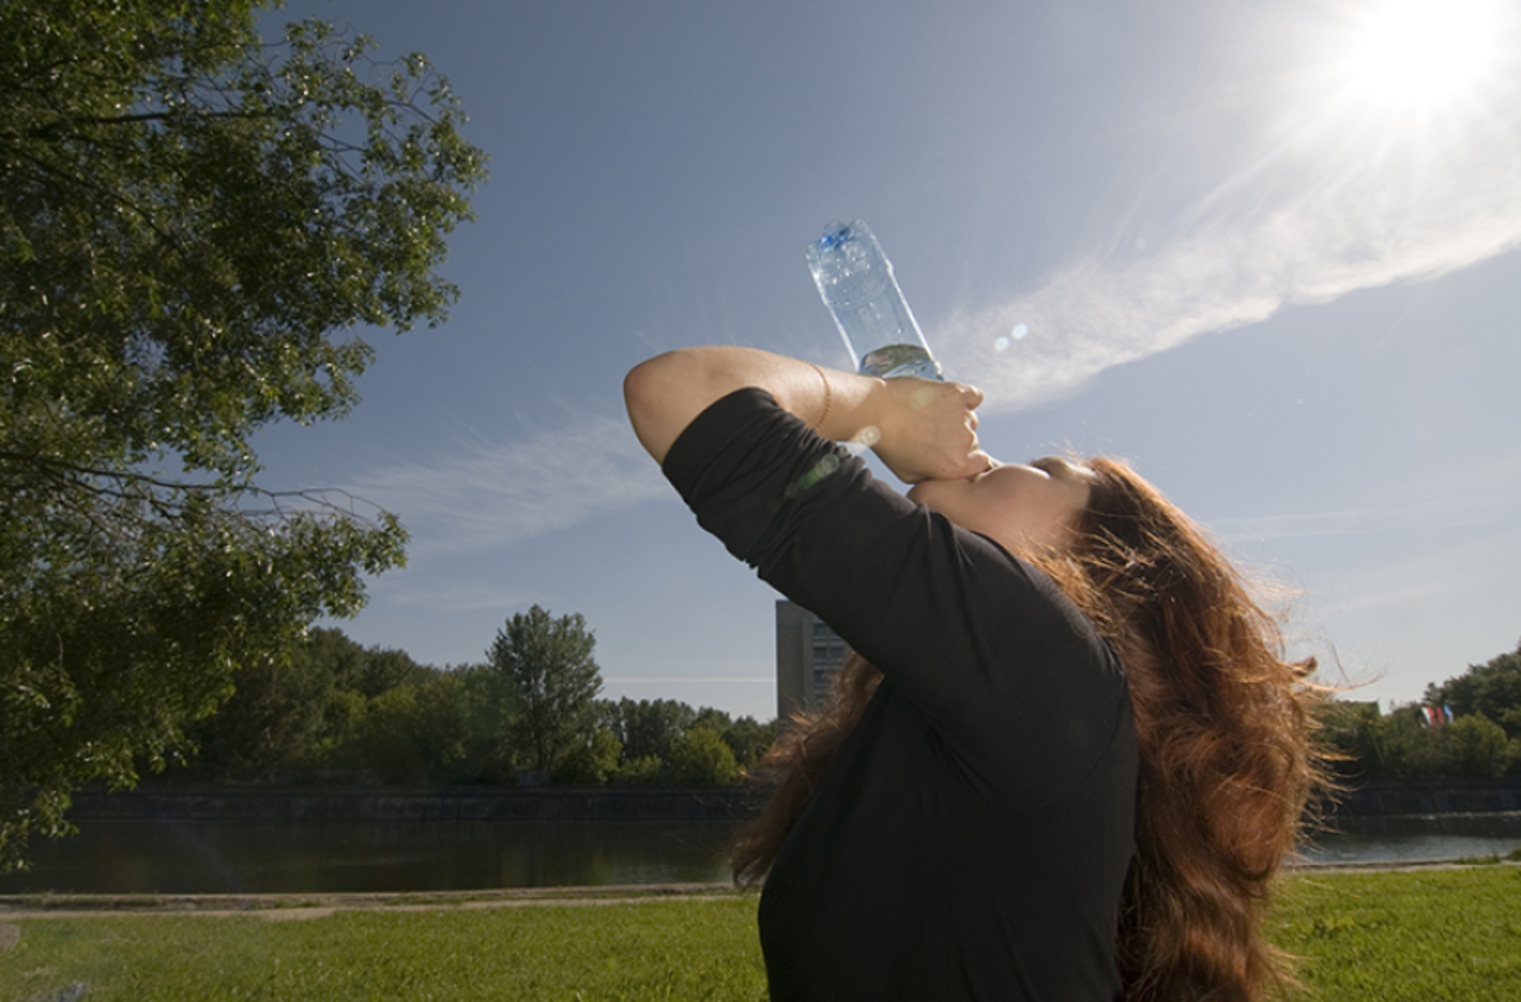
[1339,0,1504,110]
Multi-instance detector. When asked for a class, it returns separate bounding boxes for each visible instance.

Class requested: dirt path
[0,882,748,922]
[5,859,1515,922]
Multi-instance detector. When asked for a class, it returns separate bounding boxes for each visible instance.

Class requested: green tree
[604,697,697,764]
[488,607,604,775]
[665,726,742,786]
[331,675,472,786]
[0,0,485,870]
[718,715,778,770]
[444,662,519,785]
[1318,700,1387,780]
[1426,640,1521,740]
[180,627,436,781]
[1373,705,1445,780]
[601,697,777,780]
[299,627,432,699]
[610,754,665,787]
[550,728,624,787]
[179,649,334,779]
[690,705,777,770]
[1437,715,1519,778]
[1327,703,1520,780]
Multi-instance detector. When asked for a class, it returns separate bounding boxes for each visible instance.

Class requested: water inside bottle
[859,343,943,380]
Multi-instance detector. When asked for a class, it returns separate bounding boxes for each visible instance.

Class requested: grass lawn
[3,866,1519,1001]
[1268,865,1521,1001]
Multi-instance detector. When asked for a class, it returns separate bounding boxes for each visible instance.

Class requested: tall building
[775,600,851,721]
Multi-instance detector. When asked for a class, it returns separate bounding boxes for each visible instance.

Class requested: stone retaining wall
[66,778,1521,824]
[65,786,760,824]
[1324,778,1521,818]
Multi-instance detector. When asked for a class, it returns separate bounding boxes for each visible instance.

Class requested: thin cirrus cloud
[350,414,670,559]
[357,87,1520,557]
[371,579,556,614]
[1209,447,1521,547]
[941,85,1521,414]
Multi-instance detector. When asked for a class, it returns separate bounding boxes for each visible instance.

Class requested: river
[2,813,1519,895]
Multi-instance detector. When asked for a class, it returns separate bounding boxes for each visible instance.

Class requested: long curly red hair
[732,457,1331,1002]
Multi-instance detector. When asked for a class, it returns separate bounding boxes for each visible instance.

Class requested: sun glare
[1340,0,1503,109]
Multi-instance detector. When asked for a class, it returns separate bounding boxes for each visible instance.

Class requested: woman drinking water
[624,346,1326,1002]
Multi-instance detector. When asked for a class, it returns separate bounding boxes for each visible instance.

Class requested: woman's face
[907,456,1094,555]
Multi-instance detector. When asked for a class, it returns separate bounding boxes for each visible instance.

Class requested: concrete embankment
[61,778,1521,825]
[63,785,760,824]
[1323,778,1521,818]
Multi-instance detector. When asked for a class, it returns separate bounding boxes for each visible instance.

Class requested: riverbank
[1327,777,1521,816]
[4,866,1519,1002]
[60,777,1521,824]
[64,785,760,823]
[0,881,744,921]
[4,855,1514,921]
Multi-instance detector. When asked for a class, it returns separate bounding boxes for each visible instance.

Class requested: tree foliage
[601,697,776,786]
[665,726,742,787]
[163,622,775,790]
[183,627,441,779]
[1426,640,1521,740]
[603,697,697,764]
[1319,702,1520,781]
[488,606,605,775]
[0,0,485,871]
[550,728,624,787]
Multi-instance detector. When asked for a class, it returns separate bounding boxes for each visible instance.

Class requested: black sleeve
[662,388,1129,788]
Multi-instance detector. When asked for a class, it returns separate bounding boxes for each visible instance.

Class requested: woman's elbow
[624,351,690,463]
[625,352,671,420]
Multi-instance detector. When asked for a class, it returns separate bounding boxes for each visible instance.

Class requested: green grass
[1269,867,1521,1001]
[4,868,1519,1001]
[0,897,769,1002]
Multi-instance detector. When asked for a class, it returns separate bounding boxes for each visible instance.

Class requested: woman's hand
[866,378,992,484]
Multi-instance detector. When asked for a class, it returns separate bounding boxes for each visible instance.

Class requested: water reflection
[0,820,736,895]
[1295,812,1521,867]
[3,813,1519,895]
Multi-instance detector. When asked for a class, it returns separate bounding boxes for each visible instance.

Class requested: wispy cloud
[369,578,557,614]
[603,677,774,684]
[941,84,1521,412]
[350,414,670,558]
[1211,447,1521,545]
[1319,528,1520,618]
[1211,499,1500,546]
[358,76,1521,557]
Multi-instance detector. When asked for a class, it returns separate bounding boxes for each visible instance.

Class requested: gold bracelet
[808,362,832,432]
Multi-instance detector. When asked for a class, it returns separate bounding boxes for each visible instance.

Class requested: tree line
[1,0,772,874]
[2,0,484,872]
[1319,639,1521,781]
[169,606,778,790]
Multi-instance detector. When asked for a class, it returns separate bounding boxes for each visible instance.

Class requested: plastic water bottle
[806,220,942,380]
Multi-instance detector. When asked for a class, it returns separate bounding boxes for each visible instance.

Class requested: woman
[624,346,1326,1002]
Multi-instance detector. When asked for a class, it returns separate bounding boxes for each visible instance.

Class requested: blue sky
[256,0,1521,721]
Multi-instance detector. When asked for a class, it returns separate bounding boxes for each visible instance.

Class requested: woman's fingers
[872,377,996,482]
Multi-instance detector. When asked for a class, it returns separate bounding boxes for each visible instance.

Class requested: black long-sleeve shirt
[663,388,1138,1001]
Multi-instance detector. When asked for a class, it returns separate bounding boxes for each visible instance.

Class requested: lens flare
[852,425,881,447]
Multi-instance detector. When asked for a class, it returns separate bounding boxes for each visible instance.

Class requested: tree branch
[22,107,275,141]
[0,450,393,524]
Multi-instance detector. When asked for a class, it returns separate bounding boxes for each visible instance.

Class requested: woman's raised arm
[623,346,991,483]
